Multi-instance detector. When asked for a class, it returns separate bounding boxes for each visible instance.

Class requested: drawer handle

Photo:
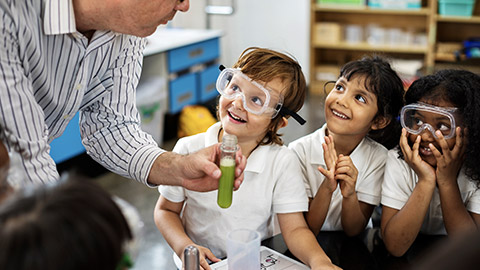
[178,92,193,103]
[205,83,215,93]
[189,48,204,59]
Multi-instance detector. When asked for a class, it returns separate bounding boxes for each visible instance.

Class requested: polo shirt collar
[309,124,368,170]
[44,0,77,35]
[204,122,266,174]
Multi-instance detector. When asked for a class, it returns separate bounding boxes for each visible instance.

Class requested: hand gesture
[181,144,247,192]
[182,244,220,270]
[318,135,339,193]
[431,127,466,187]
[336,154,358,199]
[399,128,436,184]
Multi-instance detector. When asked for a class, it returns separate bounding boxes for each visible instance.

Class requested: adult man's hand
[148,144,246,192]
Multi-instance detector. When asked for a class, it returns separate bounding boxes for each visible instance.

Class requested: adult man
[0,0,246,191]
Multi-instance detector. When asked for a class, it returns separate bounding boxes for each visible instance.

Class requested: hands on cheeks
[181,143,247,192]
[182,244,220,270]
[430,127,466,186]
[399,127,466,185]
[317,135,358,197]
[399,128,436,183]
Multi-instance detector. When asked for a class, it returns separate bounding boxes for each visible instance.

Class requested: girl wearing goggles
[381,69,480,257]
[155,47,339,270]
[289,55,405,237]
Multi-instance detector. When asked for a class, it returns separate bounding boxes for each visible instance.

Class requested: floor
[68,94,326,270]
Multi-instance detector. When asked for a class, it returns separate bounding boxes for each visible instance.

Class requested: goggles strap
[279,106,306,125]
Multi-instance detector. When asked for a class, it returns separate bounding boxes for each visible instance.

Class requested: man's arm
[0,6,59,186]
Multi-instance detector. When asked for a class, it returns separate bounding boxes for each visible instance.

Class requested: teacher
[0,0,246,191]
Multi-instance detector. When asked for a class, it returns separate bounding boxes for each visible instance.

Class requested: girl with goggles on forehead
[155,47,340,270]
[289,55,405,237]
[381,69,480,257]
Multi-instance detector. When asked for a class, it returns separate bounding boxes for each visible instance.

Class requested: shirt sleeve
[356,145,387,206]
[0,7,59,187]
[288,139,314,198]
[467,187,480,215]
[272,149,309,213]
[80,35,165,186]
[381,149,415,210]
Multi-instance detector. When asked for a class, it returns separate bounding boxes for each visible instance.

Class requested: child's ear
[371,116,390,130]
[280,117,288,128]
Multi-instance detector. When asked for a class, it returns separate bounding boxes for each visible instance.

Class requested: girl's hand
[318,135,339,193]
[336,154,358,199]
[399,128,436,183]
[431,127,466,187]
[182,244,220,270]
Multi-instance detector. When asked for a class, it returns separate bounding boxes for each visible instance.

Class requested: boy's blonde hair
[232,47,306,145]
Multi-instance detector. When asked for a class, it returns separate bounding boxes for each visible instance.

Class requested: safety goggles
[216,66,306,125]
[400,102,460,139]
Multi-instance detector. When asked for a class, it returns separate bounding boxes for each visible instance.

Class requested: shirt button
[75,84,82,90]
[63,114,70,119]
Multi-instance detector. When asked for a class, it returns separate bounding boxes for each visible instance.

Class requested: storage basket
[438,0,476,16]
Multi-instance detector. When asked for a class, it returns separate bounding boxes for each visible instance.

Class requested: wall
[170,0,311,82]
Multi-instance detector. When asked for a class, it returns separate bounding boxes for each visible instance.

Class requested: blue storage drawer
[167,38,220,73]
[169,73,198,114]
[49,112,85,163]
[198,65,220,103]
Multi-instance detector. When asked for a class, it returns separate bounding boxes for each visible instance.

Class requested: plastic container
[226,229,261,270]
[136,78,167,144]
[438,0,476,16]
[368,0,421,9]
[318,0,365,6]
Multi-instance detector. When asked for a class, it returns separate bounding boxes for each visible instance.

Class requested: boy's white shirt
[288,123,387,231]
[158,122,308,258]
[381,148,480,235]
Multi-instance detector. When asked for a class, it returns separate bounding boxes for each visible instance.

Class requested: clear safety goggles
[216,66,306,125]
[400,102,460,139]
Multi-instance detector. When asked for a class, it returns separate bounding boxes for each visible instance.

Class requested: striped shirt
[0,0,165,187]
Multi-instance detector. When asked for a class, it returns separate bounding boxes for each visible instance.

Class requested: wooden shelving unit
[309,0,480,95]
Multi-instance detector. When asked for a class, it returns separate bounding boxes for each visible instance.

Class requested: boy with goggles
[216,65,306,125]
[400,102,461,140]
[155,47,340,270]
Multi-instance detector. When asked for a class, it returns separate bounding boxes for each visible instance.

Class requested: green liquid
[217,158,235,208]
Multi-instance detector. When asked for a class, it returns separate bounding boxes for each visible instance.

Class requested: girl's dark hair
[404,69,480,182]
[339,55,405,149]
[0,179,132,270]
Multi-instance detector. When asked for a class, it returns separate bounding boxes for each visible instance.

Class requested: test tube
[217,134,237,208]
[184,245,199,270]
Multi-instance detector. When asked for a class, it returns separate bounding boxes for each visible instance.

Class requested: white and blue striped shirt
[0,0,165,187]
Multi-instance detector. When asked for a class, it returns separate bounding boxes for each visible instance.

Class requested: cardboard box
[311,65,341,95]
[314,23,342,44]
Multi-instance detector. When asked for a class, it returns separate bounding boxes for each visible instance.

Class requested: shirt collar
[44,0,77,35]
[204,122,267,174]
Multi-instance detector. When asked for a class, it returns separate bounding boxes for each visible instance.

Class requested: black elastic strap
[279,106,306,125]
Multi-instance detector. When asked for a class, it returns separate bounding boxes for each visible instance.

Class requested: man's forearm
[148,152,184,186]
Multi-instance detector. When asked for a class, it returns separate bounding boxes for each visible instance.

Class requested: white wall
[170,0,311,82]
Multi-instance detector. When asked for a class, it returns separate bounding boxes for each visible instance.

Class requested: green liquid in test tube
[217,134,237,208]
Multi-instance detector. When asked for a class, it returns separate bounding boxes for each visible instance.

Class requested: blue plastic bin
[438,0,476,16]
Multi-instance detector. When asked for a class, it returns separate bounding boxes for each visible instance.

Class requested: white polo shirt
[288,124,387,231]
[159,122,308,258]
[382,148,480,235]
